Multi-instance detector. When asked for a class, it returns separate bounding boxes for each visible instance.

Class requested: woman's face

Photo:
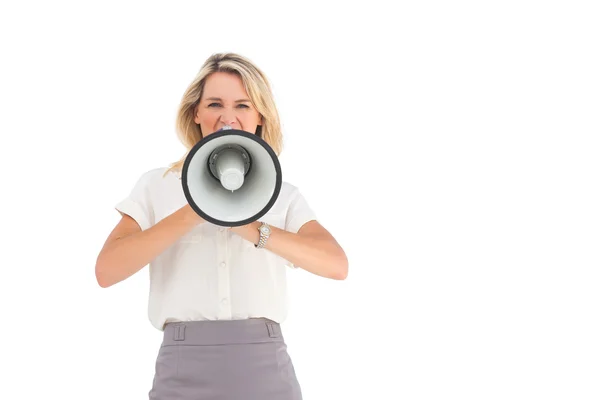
[194,71,262,136]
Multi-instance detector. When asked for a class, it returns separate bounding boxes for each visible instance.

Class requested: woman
[95,52,348,399]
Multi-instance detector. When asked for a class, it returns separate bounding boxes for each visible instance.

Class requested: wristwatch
[255,222,271,249]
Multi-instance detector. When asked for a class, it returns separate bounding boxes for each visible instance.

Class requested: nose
[219,110,237,127]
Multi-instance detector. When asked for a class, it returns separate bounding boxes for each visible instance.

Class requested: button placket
[216,225,232,320]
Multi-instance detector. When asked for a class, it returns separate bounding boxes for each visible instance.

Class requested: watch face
[260,224,271,234]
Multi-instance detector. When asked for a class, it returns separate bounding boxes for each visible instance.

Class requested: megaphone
[181,126,282,227]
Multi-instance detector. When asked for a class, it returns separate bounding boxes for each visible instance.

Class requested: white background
[1,1,599,399]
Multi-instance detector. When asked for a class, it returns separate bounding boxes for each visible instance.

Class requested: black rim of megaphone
[181,128,282,227]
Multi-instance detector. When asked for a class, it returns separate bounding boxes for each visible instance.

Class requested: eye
[208,103,222,108]
[237,104,250,109]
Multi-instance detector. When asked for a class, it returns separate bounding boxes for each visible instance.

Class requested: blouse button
[220,262,226,268]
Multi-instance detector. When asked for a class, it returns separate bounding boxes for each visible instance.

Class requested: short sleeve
[282,187,317,269]
[114,171,155,231]
[285,187,317,234]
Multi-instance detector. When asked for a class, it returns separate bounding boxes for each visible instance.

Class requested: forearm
[96,206,203,287]
[232,221,348,280]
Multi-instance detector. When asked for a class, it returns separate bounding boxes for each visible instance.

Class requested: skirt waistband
[161,318,284,346]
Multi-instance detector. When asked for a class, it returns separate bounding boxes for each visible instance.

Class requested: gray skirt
[148,318,303,400]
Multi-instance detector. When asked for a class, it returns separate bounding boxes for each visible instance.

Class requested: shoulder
[140,166,171,179]
[280,181,299,196]
[125,167,181,202]
[275,181,313,210]
[134,167,178,188]
[278,181,306,202]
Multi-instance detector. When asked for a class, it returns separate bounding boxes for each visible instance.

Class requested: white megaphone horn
[181,125,282,227]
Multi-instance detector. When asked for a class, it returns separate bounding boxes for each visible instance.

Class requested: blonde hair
[165,53,283,176]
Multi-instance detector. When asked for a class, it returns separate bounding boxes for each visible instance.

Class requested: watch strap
[255,222,270,249]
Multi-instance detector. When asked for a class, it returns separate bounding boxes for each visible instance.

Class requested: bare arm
[95,204,204,288]
[230,220,348,280]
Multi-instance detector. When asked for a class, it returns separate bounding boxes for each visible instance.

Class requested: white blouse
[114,167,317,331]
